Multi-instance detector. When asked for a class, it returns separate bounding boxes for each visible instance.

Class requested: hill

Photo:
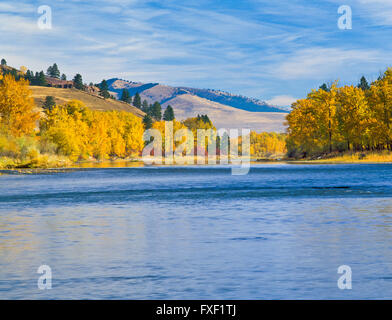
[108,78,288,132]
[30,86,145,118]
[108,78,287,112]
[162,94,287,132]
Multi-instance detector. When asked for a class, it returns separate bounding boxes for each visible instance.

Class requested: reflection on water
[1,164,392,299]
[72,161,145,169]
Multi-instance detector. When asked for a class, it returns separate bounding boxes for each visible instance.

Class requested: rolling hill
[30,86,145,118]
[107,78,288,132]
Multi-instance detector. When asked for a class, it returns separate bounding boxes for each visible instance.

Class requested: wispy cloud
[266,95,298,107]
[0,0,391,101]
[270,47,387,80]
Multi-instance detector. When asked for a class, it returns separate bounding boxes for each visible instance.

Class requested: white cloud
[270,47,386,80]
[357,0,392,25]
[266,95,298,107]
[1,0,392,100]
[0,2,34,13]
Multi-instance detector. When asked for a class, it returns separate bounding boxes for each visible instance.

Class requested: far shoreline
[1,157,392,175]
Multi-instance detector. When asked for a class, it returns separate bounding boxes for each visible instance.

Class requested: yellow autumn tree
[250,132,286,157]
[40,100,145,161]
[0,74,39,137]
[367,69,392,149]
[286,98,324,156]
[286,67,392,157]
[40,101,90,161]
[152,119,187,153]
[308,83,339,153]
[182,116,216,154]
[336,86,368,150]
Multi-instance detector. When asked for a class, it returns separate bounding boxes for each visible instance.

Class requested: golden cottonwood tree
[0,74,39,137]
[286,67,392,157]
[250,132,286,157]
[152,119,187,152]
[367,70,392,149]
[308,84,338,153]
[40,100,144,161]
[336,86,368,150]
[286,98,324,156]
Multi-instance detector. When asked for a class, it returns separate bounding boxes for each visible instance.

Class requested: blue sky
[1,0,392,106]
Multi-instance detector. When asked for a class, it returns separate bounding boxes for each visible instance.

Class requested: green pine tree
[143,114,153,130]
[43,96,56,111]
[25,70,34,83]
[1,58,6,66]
[163,105,175,121]
[151,101,162,120]
[61,74,67,81]
[37,71,47,86]
[133,92,142,109]
[357,76,370,91]
[121,89,131,103]
[99,80,110,99]
[47,63,60,78]
[73,74,84,90]
[142,100,149,113]
[319,83,330,92]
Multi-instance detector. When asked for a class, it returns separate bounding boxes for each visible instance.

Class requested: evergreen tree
[73,74,84,90]
[319,83,330,92]
[197,114,211,124]
[47,63,60,78]
[37,71,47,86]
[43,96,56,111]
[143,114,153,130]
[202,114,211,124]
[99,79,110,99]
[33,72,39,85]
[1,59,6,66]
[151,101,162,120]
[25,70,34,84]
[121,89,131,103]
[61,74,67,81]
[163,105,175,121]
[142,100,149,113]
[358,76,370,91]
[133,92,142,109]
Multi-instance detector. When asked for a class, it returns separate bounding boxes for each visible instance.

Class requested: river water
[1,164,392,299]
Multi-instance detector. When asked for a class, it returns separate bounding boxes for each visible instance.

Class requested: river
[1,164,392,299]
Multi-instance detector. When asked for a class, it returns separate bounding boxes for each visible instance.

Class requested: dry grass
[30,86,145,118]
[307,151,392,163]
[0,154,72,169]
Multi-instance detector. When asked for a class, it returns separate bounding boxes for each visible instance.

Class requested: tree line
[118,89,175,127]
[286,68,392,158]
[0,70,287,168]
[2,59,177,129]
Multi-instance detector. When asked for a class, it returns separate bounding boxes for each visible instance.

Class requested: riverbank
[297,151,392,164]
[0,154,72,169]
[2,151,392,171]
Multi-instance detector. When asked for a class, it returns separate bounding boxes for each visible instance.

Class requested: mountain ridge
[107,78,288,113]
[107,78,288,132]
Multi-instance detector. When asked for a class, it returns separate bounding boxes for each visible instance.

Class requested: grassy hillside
[30,86,145,118]
[162,93,287,132]
[108,78,289,113]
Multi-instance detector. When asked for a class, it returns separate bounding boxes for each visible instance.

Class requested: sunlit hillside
[30,86,145,118]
